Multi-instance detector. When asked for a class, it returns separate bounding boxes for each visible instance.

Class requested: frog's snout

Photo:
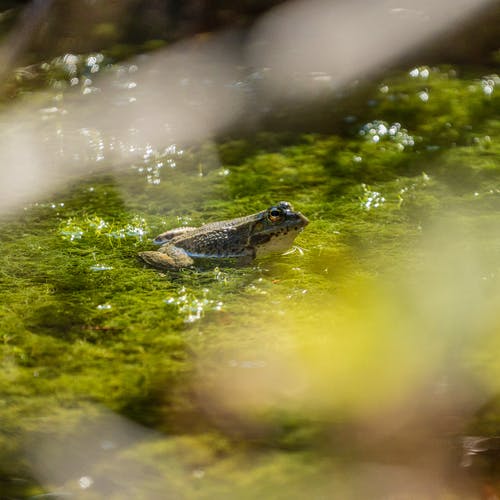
[298,212,309,226]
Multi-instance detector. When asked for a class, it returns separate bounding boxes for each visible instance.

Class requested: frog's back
[164,214,258,258]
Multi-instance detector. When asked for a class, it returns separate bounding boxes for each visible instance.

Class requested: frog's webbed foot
[138,246,194,270]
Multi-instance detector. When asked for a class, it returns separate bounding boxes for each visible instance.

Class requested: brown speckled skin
[138,201,309,270]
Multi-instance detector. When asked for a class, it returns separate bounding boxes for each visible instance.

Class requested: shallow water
[0,56,499,497]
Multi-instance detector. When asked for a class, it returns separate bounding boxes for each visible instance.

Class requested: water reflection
[0,0,496,213]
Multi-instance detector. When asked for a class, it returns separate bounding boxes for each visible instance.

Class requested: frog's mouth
[290,212,309,230]
[297,212,309,227]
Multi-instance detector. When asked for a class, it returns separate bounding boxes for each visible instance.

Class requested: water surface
[0,57,499,498]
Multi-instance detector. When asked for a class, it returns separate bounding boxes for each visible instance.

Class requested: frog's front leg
[138,245,194,270]
[236,247,256,266]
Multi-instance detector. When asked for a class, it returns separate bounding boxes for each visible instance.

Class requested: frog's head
[250,201,309,255]
[265,201,309,229]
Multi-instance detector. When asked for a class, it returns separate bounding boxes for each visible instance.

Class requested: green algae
[1,63,500,497]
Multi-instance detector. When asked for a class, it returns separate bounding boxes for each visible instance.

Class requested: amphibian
[138,201,309,270]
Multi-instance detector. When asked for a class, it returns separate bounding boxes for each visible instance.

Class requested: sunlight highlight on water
[60,216,150,242]
[89,265,114,272]
[359,120,416,148]
[133,143,184,184]
[78,475,94,489]
[164,287,223,323]
[409,66,430,79]
[360,184,386,210]
[96,304,112,310]
[480,75,498,96]
[418,90,429,102]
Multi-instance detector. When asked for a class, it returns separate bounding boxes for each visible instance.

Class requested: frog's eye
[268,207,284,223]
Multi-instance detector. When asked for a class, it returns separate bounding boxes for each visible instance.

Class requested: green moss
[1,64,500,496]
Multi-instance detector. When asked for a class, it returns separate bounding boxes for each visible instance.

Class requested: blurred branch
[0,0,54,82]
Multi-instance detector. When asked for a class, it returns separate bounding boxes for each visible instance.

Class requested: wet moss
[1,64,500,496]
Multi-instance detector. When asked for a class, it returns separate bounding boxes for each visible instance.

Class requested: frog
[138,201,309,270]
